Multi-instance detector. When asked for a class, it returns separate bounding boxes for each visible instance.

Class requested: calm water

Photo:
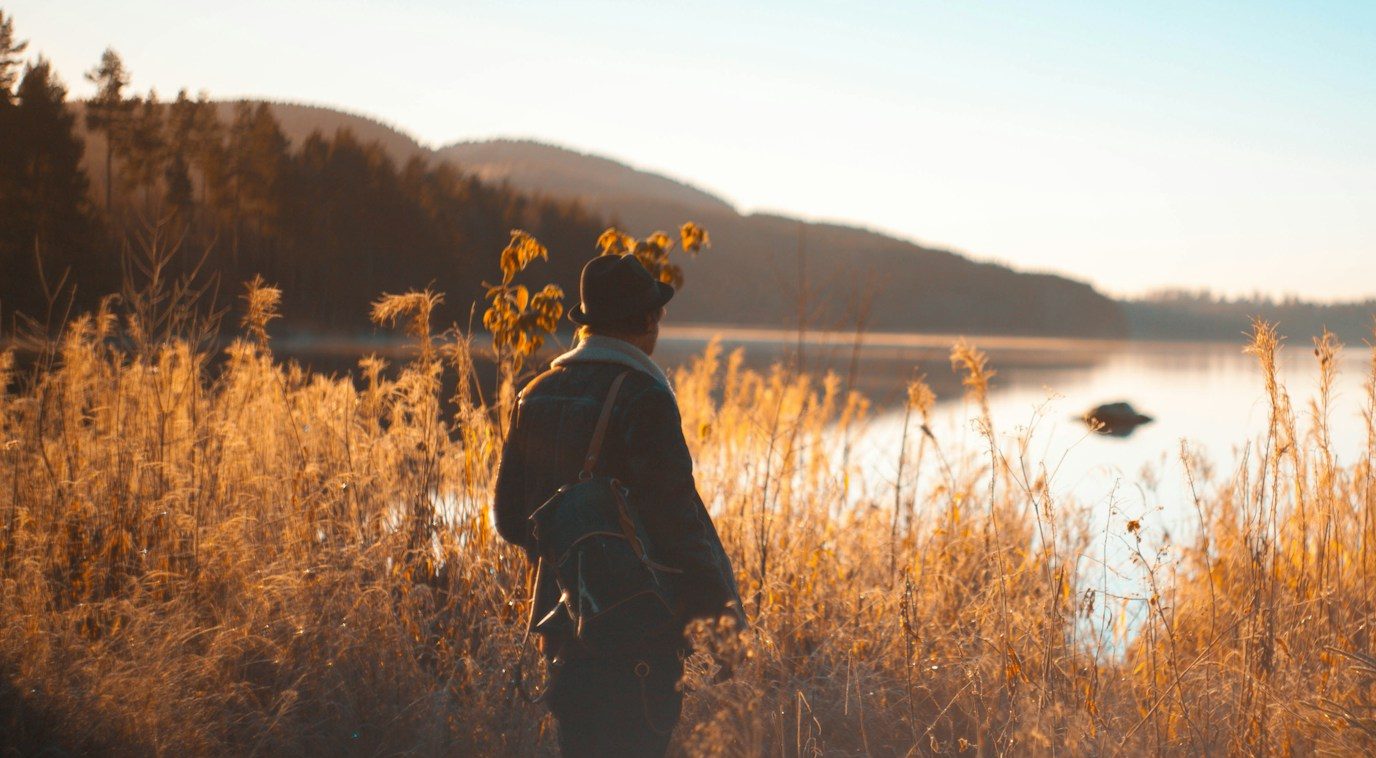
[658,326,1373,608]
[285,325,1371,624]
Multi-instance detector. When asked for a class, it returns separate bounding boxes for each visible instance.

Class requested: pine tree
[166,91,227,225]
[163,90,198,220]
[2,59,96,319]
[220,102,289,258]
[84,47,131,212]
[0,13,21,292]
[0,10,27,261]
[184,94,225,212]
[241,102,290,237]
[0,10,27,97]
[121,89,166,210]
[220,102,253,257]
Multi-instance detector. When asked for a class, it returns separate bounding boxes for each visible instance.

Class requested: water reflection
[655,326,1120,407]
[660,326,1370,533]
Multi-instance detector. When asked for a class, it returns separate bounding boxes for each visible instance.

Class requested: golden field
[3,278,1376,756]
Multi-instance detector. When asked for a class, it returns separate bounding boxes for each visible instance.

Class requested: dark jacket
[494,358,743,657]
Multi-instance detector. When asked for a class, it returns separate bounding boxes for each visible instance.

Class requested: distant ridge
[234,101,433,166]
[70,98,435,184]
[436,138,1126,337]
[440,139,736,217]
[195,102,1130,338]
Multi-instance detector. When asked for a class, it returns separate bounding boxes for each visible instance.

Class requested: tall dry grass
[3,274,1376,754]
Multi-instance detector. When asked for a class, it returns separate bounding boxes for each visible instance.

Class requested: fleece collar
[550,334,673,393]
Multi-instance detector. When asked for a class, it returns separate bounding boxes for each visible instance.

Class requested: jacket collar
[550,334,673,393]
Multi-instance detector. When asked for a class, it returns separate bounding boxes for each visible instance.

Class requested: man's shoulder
[520,361,668,403]
[617,371,675,407]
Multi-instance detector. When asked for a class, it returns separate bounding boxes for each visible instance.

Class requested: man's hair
[579,307,662,341]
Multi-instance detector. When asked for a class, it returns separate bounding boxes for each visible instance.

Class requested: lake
[657,325,1374,609]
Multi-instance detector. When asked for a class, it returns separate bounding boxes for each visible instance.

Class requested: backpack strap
[580,371,630,481]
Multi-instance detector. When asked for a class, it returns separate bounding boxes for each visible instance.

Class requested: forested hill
[225,105,1129,337]
[6,87,604,334]
[3,46,1125,338]
[439,140,1125,336]
[164,103,1374,342]
[442,139,736,218]
[229,102,432,167]
[1123,293,1376,344]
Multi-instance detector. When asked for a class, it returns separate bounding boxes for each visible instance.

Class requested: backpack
[527,370,682,654]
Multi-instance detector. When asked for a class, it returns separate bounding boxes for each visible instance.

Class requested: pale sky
[10,0,1376,300]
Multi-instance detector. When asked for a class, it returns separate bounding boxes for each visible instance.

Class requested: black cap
[568,254,675,326]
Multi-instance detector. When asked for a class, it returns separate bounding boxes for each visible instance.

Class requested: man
[494,253,744,757]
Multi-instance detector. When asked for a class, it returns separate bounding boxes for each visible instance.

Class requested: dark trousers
[547,650,684,757]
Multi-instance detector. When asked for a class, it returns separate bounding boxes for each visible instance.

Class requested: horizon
[8,0,1375,302]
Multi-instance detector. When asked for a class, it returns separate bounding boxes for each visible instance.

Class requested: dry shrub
[3,294,1376,755]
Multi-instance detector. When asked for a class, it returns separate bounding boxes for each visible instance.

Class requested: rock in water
[1084,401,1153,437]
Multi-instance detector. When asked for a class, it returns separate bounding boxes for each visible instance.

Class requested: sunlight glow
[10,0,1375,299]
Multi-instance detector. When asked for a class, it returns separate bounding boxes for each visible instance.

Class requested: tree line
[1125,289,1376,343]
[0,10,605,336]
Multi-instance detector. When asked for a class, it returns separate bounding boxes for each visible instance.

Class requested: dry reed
[3,286,1376,755]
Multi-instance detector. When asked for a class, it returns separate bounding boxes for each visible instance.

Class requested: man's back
[494,358,742,657]
[495,361,653,555]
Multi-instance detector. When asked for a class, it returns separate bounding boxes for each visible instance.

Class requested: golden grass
[3,294,1376,755]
